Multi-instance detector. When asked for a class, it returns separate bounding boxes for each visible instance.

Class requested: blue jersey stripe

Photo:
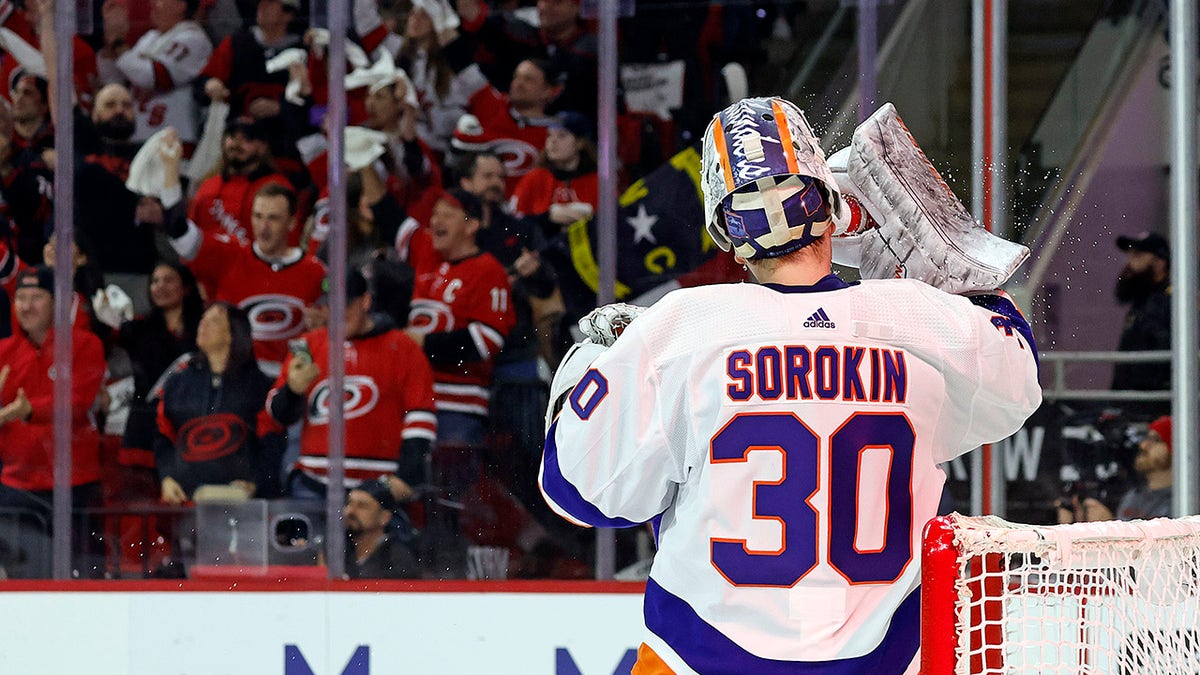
[644,577,920,674]
[763,274,855,294]
[968,293,1040,370]
[542,420,641,528]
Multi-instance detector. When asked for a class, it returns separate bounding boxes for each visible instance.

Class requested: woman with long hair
[396,0,476,154]
[155,302,272,504]
[116,261,205,469]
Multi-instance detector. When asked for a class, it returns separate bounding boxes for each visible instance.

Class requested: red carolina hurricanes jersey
[461,86,554,195]
[186,234,326,375]
[510,167,599,218]
[274,327,437,484]
[402,225,516,417]
[188,172,293,246]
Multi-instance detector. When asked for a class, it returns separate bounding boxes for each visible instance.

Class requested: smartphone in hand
[288,338,312,362]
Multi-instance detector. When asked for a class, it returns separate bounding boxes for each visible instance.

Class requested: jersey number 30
[710,412,915,587]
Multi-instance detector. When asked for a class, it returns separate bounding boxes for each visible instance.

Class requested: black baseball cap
[225,115,270,141]
[355,477,397,513]
[551,111,595,141]
[15,265,54,295]
[320,268,370,301]
[1116,232,1170,262]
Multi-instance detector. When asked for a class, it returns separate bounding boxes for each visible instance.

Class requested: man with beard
[98,0,212,149]
[188,116,292,246]
[1058,416,1174,522]
[39,0,153,304]
[1111,231,1171,393]
[70,83,161,310]
[341,478,420,579]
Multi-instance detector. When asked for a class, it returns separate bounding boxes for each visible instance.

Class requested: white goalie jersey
[540,276,1041,674]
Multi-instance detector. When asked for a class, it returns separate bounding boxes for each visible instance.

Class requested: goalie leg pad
[845,104,1029,294]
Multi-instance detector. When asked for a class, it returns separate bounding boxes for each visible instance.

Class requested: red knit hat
[1148,416,1172,454]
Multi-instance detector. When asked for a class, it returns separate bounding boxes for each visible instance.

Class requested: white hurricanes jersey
[117,21,212,144]
[541,276,1041,674]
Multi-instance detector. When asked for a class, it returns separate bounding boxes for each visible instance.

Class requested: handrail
[1039,350,1172,401]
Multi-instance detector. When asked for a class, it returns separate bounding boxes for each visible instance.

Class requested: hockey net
[921,513,1200,674]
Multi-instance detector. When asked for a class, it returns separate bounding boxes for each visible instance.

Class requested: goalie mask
[701,97,844,259]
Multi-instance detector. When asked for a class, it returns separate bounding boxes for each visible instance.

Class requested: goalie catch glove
[544,303,647,433]
[577,302,646,347]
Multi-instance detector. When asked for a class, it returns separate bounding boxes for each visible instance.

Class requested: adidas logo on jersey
[803,308,835,329]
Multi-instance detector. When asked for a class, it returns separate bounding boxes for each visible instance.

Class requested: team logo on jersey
[307,375,380,424]
[803,308,835,329]
[310,197,331,247]
[407,298,456,335]
[241,294,308,342]
[490,139,540,178]
[177,413,248,462]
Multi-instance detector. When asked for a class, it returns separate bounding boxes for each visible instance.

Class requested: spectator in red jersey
[510,110,597,228]
[159,133,326,378]
[199,0,308,168]
[455,150,563,518]
[188,116,293,246]
[97,0,213,149]
[156,301,272,504]
[398,188,515,449]
[268,267,437,502]
[450,57,562,195]
[0,99,53,267]
[0,266,107,574]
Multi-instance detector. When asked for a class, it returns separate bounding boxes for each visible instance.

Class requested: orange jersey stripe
[771,100,801,174]
[711,119,737,193]
[632,643,677,675]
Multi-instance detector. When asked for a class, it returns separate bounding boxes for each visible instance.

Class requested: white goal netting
[932,514,1200,675]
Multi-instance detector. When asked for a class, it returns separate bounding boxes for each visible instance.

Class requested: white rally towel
[264,47,309,106]
[411,0,461,33]
[0,27,45,77]
[125,127,183,199]
[306,28,370,70]
[344,126,388,171]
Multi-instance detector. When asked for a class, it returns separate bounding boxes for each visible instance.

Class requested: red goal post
[921,513,1200,674]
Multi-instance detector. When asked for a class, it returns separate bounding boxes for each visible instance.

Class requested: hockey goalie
[540,99,1042,674]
